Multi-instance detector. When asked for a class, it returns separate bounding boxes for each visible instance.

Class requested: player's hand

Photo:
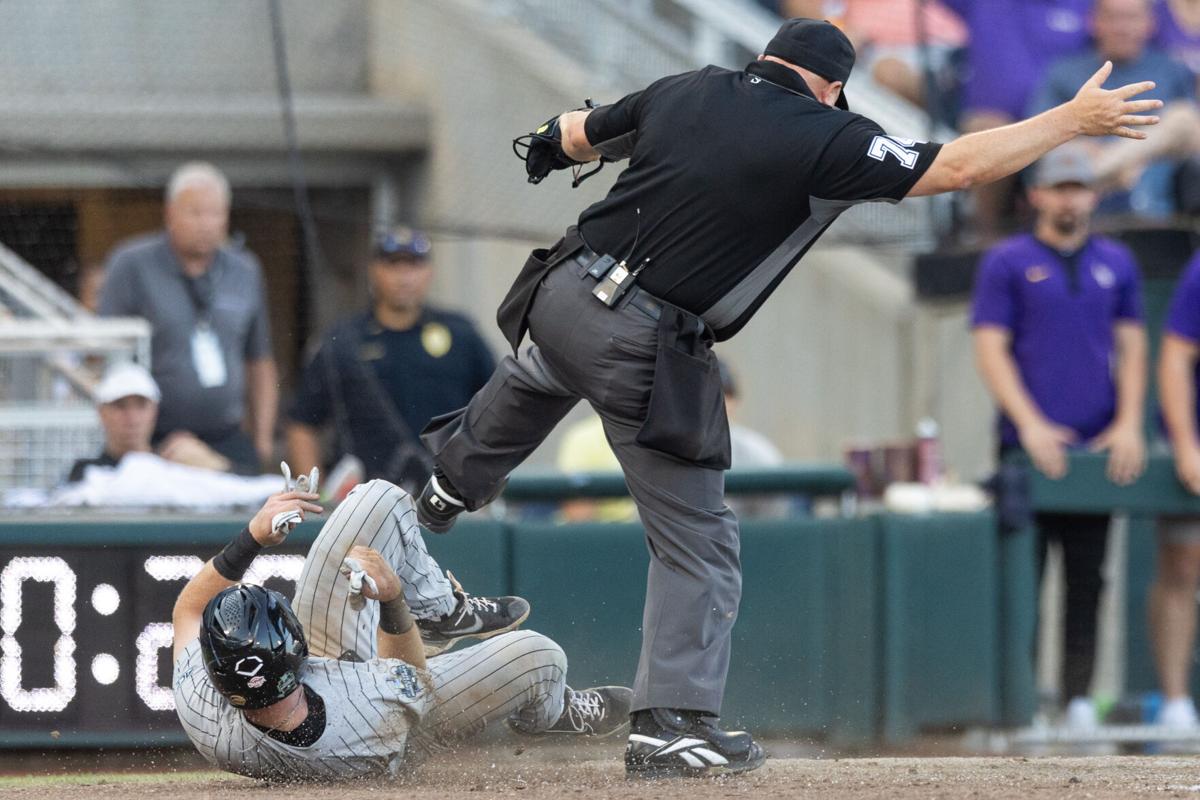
[1018,418,1077,479]
[248,491,323,546]
[346,546,403,604]
[1070,61,1163,140]
[1089,421,1145,486]
[1175,444,1200,495]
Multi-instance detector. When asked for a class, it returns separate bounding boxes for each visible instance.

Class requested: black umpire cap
[764,18,856,110]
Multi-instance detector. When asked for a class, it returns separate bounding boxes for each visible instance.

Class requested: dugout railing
[985,451,1200,751]
[0,466,1008,750]
[10,458,1200,752]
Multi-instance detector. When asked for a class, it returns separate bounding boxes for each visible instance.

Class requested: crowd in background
[47,0,1200,741]
[759,0,1200,235]
[69,163,496,506]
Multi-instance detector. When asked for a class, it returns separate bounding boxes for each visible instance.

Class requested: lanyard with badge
[184,261,228,388]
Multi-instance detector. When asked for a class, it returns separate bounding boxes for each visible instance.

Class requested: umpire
[415,18,1161,778]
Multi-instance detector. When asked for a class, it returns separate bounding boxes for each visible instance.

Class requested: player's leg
[408,630,631,757]
[599,412,763,777]
[408,630,565,755]
[1149,517,1200,729]
[418,345,579,531]
[291,479,456,659]
[600,413,741,713]
[1056,514,1110,707]
[292,479,530,660]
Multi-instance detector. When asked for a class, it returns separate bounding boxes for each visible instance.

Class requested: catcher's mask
[199,584,308,709]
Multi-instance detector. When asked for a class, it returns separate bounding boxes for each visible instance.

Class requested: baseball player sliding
[171,468,631,781]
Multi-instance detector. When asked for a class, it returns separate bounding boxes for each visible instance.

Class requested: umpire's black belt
[569,247,663,321]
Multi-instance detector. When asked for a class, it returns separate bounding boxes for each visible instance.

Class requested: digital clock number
[0,553,305,714]
[0,557,77,712]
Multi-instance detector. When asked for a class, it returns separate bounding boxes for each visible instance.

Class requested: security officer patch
[359,341,385,362]
[421,322,452,358]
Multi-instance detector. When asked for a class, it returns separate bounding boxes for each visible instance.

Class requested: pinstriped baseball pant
[292,479,567,752]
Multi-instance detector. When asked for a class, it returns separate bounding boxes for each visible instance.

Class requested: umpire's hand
[1070,61,1163,140]
[248,491,323,547]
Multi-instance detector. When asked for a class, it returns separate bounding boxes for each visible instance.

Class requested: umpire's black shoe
[417,571,530,656]
[416,471,467,534]
[625,708,766,779]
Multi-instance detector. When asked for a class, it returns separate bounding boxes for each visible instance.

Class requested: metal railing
[502,463,855,501]
[0,242,151,490]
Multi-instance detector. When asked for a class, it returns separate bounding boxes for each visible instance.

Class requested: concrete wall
[367,0,618,240]
[363,0,954,467]
[0,0,999,473]
[913,301,998,482]
[0,0,368,94]
[716,246,919,461]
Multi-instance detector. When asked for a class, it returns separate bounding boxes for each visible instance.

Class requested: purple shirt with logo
[1163,252,1200,432]
[1156,3,1200,78]
[946,0,1091,120]
[971,233,1144,447]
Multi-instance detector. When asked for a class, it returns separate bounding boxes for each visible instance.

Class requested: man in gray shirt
[100,162,277,474]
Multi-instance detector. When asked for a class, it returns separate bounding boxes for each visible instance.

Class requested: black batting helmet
[199,584,308,709]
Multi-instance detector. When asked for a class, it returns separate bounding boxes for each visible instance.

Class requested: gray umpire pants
[423,259,741,716]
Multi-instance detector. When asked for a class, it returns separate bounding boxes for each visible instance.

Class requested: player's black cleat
[515,686,633,737]
[418,571,530,656]
[416,471,467,534]
[625,708,767,779]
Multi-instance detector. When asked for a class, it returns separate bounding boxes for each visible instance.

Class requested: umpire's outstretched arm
[908,61,1161,197]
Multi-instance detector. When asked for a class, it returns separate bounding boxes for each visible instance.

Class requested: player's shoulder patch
[386,663,422,700]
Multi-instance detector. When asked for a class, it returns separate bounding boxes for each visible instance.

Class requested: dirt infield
[4,743,1200,800]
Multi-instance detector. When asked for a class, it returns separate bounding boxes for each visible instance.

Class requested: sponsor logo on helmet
[234,656,264,677]
[229,694,248,707]
[277,672,298,694]
[247,675,267,689]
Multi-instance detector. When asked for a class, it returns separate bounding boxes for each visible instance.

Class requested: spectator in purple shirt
[972,145,1147,729]
[1157,0,1200,86]
[1150,252,1200,735]
[947,0,1092,234]
[950,0,1092,124]
[1029,0,1200,216]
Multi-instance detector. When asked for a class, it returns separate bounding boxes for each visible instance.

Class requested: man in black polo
[286,227,495,495]
[415,18,1161,778]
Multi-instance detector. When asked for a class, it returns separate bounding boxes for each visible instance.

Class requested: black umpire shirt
[580,59,942,340]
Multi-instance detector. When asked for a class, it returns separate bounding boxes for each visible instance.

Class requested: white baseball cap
[95,362,161,405]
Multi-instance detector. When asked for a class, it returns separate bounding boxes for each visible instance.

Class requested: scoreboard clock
[0,516,321,747]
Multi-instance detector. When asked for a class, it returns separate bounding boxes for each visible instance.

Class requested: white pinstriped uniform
[173,479,567,781]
